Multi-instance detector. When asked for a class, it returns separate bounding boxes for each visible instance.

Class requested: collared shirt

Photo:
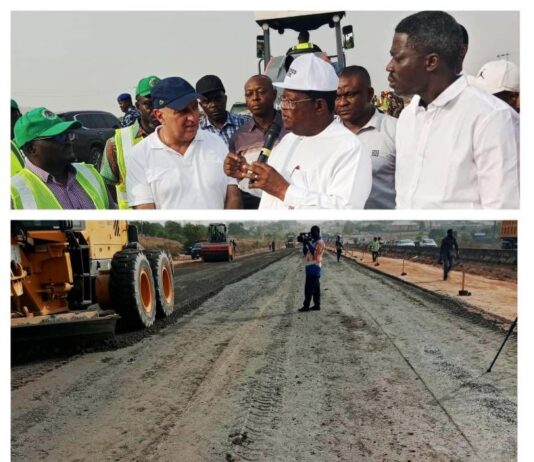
[229,112,289,199]
[126,126,238,209]
[350,109,397,209]
[200,111,252,146]
[121,106,141,127]
[100,123,148,184]
[395,75,519,209]
[23,159,97,209]
[259,118,372,209]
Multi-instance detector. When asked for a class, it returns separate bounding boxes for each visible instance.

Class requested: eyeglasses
[279,98,313,110]
[35,132,76,144]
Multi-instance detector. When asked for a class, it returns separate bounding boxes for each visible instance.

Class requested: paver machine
[200,224,234,262]
[11,220,175,343]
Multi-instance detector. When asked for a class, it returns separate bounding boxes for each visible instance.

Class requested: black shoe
[298,306,310,312]
[310,305,321,311]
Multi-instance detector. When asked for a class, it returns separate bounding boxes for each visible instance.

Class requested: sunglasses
[35,132,76,144]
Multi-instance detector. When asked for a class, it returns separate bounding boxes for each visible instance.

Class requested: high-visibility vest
[293,42,315,51]
[114,121,143,209]
[11,140,24,176]
[11,163,109,209]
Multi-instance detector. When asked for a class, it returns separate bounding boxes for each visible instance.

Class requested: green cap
[14,107,81,148]
[11,99,19,110]
[136,75,160,97]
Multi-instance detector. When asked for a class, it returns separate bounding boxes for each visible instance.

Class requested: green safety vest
[369,241,380,252]
[11,163,109,209]
[114,121,143,209]
[11,140,24,176]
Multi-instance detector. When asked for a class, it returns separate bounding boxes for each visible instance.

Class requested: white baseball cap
[474,60,519,94]
[273,54,339,92]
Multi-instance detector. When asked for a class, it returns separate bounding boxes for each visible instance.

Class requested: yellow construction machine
[11,221,174,342]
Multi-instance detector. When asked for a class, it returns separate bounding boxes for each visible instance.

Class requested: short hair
[339,65,372,87]
[298,30,310,42]
[311,225,320,234]
[302,90,337,112]
[459,24,469,46]
[246,74,274,90]
[395,11,463,70]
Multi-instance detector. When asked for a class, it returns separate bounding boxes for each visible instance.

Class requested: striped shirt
[200,111,251,146]
[24,159,97,209]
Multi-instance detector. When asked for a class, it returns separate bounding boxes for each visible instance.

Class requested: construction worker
[287,30,322,55]
[100,76,160,209]
[117,93,141,127]
[11,107,111,209]
[195,74,251,146]
[369,237,380,265]
[298,225,325,312]
[439,229,459,280]
[11,99,24,176]
[335,235,343,262]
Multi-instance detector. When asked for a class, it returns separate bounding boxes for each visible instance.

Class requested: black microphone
[249,113,282,184]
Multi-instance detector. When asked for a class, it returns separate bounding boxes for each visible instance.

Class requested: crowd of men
[11,10,520,210]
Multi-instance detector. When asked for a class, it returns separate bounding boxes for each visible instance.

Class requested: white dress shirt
[259,118,372,209]
[395,75,519,209]
[126,127,236,209]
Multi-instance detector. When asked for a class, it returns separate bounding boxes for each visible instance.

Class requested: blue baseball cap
[117,93,132,102]
[152,77,205,111]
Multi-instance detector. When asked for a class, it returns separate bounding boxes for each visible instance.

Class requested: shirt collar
[25,158,76,184]
[360,108,383,132]
[420,75,467,110]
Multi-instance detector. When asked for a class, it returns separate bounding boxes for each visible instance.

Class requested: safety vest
[11,140,24,176]
[114,121,143,209]
[293,42,315,51]
[369,241,380,252]
[11,163,109,209]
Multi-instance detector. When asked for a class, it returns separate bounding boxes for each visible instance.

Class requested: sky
[11,10,519,117]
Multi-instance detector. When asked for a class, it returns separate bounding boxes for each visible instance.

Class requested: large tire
[145,250,174,318]
[110,249,156,329]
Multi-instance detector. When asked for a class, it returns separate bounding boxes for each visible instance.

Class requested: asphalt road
[11,250,516,461]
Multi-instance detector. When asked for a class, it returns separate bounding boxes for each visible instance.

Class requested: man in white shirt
[224,54,372,209]
[126,77,241,209]
[387,11,519,209]
[336,65,397,209]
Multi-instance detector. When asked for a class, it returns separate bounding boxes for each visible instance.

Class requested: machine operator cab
[255,11,354,84]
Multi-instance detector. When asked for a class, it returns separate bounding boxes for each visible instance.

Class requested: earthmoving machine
[200,224,234,262]
[499,220,517,250]
[255,11,354,81]
[285,234,296,248]
[11,221,174,342]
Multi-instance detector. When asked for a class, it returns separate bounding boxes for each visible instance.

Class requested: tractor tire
[110,249,156,329]
[145,250,175,318]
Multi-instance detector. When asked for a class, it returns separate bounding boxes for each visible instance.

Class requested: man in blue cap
[117,93,140,127]
[126,77,242,209]
[11,107,111,209]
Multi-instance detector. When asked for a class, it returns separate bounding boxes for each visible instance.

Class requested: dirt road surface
[11,251,516,461]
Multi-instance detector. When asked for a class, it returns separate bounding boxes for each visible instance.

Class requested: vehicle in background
[499,220,517,250]
[419,238,438,247]
[230,102,251,116]
[58,110,121,168]
[190,242,202,260]
[285,234,296,248]
[201,224,235,262]
[394,239,416,247]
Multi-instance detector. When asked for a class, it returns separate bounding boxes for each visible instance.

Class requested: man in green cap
[11,107,112,209]
[11,99,25,176]
[100,75,160,209]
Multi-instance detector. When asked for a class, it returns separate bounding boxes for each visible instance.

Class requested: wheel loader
[10,220,175,343]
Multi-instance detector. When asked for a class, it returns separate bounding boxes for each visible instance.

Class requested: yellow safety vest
[293,42,315,51]
[114,121,143,209]
[11,140,24,176]
[11,163,109,209]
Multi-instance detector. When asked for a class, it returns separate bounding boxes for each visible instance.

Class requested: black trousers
[304,274,320,308]
[336,249,342,261]
[443,255,454,280]
[372,251,379,262]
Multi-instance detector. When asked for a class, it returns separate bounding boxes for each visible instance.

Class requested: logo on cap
[41,109,57,120]
[287,69,297,77]
[158,99,165,106]
[149,77,158,88]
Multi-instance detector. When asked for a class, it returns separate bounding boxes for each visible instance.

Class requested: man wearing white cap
[474,60,520,113]
[224,54,372,209]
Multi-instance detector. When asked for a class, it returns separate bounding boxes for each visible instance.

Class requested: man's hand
[224,152,247,180]
[244,161,289,201]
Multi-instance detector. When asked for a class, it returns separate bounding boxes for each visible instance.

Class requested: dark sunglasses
[35,132,76,144]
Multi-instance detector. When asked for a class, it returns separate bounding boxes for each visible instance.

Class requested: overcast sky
[11,10,519,116]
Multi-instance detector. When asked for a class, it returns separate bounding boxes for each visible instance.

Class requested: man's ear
[425,53,440,72]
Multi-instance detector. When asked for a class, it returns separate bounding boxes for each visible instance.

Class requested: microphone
[256,117,282,164]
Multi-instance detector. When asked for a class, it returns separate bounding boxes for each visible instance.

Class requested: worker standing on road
[100,76,161,208]
[271,240,276,252]
[125,77,242,209]
[336,65,397,209]
[117,93,141,127]
[387,11,519,209]
[11,99,24,176]
[196,74,251,146]
[369,237,380,265]
[225,54,372,209]
[227,75,288,209]
[439,229,459,280]
[299,225,325,312]
[11,108,112,209]
[335,235,343,262]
